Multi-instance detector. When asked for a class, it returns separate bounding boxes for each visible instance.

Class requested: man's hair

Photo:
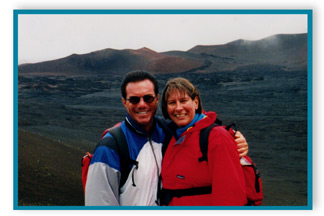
[121,70,159,99]
[161,77,203,119]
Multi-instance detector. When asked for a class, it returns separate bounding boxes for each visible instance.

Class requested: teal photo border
[13,9,313,210]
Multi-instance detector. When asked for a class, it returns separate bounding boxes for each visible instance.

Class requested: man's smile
[136,110,150,114]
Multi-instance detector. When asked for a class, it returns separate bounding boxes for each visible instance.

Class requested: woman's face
[166,90,199,127]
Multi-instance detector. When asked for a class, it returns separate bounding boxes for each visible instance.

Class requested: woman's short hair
[161,77,203,119]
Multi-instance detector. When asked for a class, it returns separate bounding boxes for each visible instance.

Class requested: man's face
[122,79,159,132]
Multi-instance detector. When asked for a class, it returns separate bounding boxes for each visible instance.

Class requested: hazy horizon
[18,13,307,64]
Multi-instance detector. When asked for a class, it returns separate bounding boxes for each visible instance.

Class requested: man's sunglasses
[126,95,156,104]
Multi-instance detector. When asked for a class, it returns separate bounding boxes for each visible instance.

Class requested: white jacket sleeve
[84,146,121,206]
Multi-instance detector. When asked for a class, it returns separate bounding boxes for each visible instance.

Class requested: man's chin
[139,116,156,126]
[137,119,151,126]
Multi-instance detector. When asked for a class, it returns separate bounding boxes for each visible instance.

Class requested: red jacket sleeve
[207,126,247,206]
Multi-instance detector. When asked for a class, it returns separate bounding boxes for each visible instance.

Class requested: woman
[160,77,247,206]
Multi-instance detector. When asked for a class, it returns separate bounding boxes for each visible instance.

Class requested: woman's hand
[234,131,249,157]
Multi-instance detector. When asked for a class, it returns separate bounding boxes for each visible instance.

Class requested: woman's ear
[194,96,199,110]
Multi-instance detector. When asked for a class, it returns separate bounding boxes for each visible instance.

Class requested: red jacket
[161,111,247,206]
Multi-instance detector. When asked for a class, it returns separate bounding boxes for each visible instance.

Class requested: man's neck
[143,121,154,134]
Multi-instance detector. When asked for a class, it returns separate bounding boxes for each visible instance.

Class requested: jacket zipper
[148,137,160,175]
[148,136,161,205]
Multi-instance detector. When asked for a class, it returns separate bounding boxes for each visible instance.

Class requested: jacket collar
[190,111,217,132]
[170,111,217,138]
[174,113,206,139]
[125,113,157,137]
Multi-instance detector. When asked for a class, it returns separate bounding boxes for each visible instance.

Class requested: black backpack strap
[198,119,237,163]
[160,186,212,206]
[109,126,139,188]
[225,122,237,133]
[198,123,219,162]
[96,126,137,188]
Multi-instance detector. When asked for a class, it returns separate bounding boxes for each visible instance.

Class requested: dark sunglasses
[126,95,156,104]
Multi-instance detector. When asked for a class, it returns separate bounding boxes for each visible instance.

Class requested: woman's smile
[167,90,198,128]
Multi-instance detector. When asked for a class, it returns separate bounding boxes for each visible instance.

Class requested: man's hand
[234,131,249,157]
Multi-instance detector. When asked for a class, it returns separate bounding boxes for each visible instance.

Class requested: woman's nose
[175,101,183,111]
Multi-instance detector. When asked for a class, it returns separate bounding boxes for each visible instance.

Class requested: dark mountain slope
[18,129,84,206]
[187,33,307,71]
[19,47,204,76]
[18,33,307,76]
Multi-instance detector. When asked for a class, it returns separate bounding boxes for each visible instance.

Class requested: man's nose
[137,97,147,107]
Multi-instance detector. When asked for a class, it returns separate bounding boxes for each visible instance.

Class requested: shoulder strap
[96,126,135,188]
[198,120,237,162]
[109,126,137,188]
[199,123,218,162]
[108,126,128,155]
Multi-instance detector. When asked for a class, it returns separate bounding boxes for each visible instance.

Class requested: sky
[18,13,308,64]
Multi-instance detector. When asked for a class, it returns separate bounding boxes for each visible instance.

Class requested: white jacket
[85,115,166,206]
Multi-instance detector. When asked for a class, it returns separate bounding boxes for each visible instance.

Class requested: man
[85,70,248,206]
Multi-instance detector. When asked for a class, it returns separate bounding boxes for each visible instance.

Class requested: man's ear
[122,97,127,107]
[155,94,159,103]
